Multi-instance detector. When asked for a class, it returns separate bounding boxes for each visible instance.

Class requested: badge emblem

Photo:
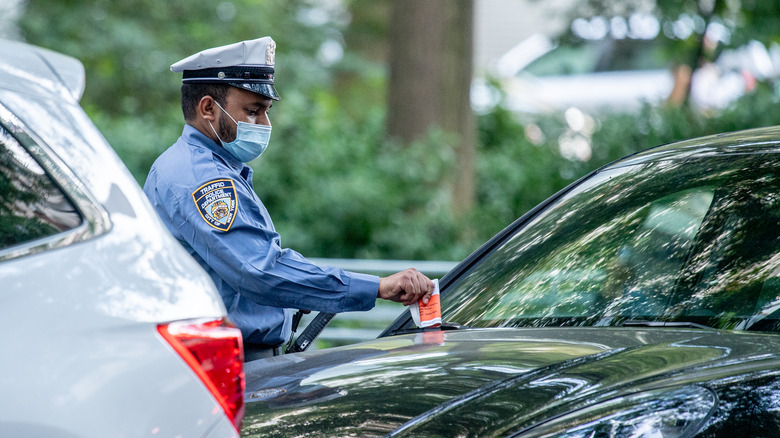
[192,179,238,232]
[266,40,276,65]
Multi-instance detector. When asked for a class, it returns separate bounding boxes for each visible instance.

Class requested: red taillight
[157,317,245,431]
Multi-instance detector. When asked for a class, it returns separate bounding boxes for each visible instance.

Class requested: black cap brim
[228,82,281,101]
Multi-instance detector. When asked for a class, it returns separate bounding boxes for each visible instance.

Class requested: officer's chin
[220,130,237,144]
[217,119,237,143]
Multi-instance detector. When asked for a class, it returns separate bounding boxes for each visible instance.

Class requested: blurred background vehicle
[472,33,780,114]
[476,33,675,113]
[0,39,245,437]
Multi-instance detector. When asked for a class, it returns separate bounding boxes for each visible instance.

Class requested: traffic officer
[144,37,434,361]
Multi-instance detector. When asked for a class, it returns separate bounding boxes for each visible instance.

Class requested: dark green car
[242,126,780,437]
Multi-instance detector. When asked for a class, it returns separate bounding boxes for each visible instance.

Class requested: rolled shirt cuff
[346,272,381,311]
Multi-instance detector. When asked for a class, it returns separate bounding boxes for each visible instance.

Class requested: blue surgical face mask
[209,100,272,162]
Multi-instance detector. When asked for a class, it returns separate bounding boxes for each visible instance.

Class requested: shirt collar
[182,124,253,179]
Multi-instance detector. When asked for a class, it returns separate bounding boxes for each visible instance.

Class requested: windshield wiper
[439,322,469,330]
[390,321,470,336]
[621,320,712,330]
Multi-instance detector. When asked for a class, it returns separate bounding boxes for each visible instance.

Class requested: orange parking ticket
[411,279,441,328]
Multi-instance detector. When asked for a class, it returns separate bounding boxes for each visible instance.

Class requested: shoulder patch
[192,179,238,231]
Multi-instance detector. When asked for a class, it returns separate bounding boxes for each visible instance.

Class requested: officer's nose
[257,113,271,126]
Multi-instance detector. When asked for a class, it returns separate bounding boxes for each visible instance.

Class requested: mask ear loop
[213,100,239,125]
[207,99,236,145]
[207,120,224,145]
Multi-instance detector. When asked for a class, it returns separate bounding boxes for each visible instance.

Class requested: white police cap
[171,36,280,101]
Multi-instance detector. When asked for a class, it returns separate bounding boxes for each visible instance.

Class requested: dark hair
[181,83,229,121]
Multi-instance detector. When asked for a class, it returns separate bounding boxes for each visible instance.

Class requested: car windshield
[443,152,780,332]
[524,38,664,77]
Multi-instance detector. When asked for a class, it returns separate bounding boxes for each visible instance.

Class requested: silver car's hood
[242,327,780,437]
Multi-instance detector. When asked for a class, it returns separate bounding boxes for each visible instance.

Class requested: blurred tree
[386,0,476,217]
[17,0,340,181]
[335,0,391,118]
[561,0,780,107]
[19,0,341,116]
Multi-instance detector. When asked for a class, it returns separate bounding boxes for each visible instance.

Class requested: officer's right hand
[378,268,434,306]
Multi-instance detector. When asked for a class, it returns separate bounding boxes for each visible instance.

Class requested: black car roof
[611,125,780,169]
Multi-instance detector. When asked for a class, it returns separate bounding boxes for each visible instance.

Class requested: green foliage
[19,0,338,118]
[15,1,780,264]
[596,82,780,150]
[255,94,461,260]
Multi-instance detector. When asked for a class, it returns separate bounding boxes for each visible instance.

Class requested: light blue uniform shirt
[144,125,379,346]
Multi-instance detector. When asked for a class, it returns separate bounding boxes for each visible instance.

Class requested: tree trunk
[387,0,476,216]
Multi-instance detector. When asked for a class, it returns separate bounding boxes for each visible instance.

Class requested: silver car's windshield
[443,152,780,332]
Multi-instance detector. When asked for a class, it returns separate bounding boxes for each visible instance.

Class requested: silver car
[0,40,245,436]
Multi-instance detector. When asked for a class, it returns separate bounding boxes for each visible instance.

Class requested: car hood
[242,327,780,437]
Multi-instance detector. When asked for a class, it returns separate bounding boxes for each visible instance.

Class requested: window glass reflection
[444,155,780,332]
[0,128,81,251]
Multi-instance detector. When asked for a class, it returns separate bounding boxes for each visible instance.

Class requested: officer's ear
[198,95,217,122]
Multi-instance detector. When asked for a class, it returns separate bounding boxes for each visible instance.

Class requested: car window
[443,154,780,332]
[524,39,664,76]
[0,127,82,251]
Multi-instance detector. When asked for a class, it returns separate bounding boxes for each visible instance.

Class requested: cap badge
[266,40,276,65]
